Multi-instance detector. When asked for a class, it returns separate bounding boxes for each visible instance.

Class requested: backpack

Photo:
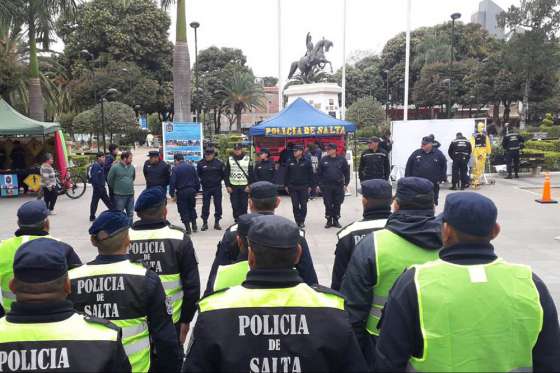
[86,163,94,184]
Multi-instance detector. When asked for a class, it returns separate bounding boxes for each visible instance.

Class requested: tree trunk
[492,102,500,128]
[520,77,529,130]
[27,19,44,121]
[236,110,242,132]
[503,101,511,124]
[173,0,192,123]
[217,108,223,134]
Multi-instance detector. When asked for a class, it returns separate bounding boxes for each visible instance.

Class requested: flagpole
[341,0,347,120]
[404,0,411,121]
[277,0,283,110]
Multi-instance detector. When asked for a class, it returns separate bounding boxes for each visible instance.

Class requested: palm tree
[221,71,265,132]
[161,0,192,122]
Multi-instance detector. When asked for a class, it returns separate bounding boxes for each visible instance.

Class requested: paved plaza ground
[1,148,560,304]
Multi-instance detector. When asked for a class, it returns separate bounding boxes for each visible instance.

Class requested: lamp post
[190,21,200,121]
[100,88,119,153]
[448,12,461,119]
[442,78,452,119]
[384,69,390,121]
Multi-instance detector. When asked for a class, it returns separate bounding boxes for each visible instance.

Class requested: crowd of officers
[0,169,559,372]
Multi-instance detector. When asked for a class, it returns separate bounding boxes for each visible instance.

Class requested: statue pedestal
[284,83,342,119]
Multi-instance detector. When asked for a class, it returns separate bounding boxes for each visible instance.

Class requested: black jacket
[340,209,442,368]
[448,137,472,160]
[129,220,200,323]
[359,149,390,181]
[285,157,313,188]
[204,212,318,296]
[184,269,368,372]
[254,159,276,183]
[331,208,391,291]
[143,160,170,189]
[197,158,225,189]
[375,243,560,372]
[170,161,200,197]
[14,228,82,269]
[502,132,525,151]
[318,155,350,187]
[405,148,447,184]
[4,301,131,372]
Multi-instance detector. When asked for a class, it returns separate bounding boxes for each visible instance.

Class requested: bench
[520,153,545,176]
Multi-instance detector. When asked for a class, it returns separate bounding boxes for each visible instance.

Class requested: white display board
[391,118,486,178]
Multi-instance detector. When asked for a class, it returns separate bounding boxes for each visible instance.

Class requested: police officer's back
[170,154,200,234]
[331,180,392,291]
[448,132,472,190]
[340,177,442,369]
[0,238,131,372]
[502,125,524,179]
[129,188,200,346]
[184,215,367,372]
[68,211,179,372]
[375,193,560,372]
[143,151,170,190]
[359,137,390,181]
[0,201,82,313]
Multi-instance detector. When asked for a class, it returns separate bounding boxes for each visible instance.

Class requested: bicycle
[55,168,87,199]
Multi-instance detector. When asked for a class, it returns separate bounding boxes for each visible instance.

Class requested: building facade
[471,0,505,39]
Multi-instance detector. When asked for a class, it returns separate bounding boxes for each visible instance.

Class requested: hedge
[525,140,560,152]
[521,149,560,171]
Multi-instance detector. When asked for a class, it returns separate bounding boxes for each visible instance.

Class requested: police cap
[237,213,260,238]
[13,238,68,283]
[135,187,166,212]
[89,210,129,239]
[396,177,434,205]
[17,200,49,227]
[259,148,270,155]
[326,143,337,150]
[361,179,392,200]
[421,136,433,145]
[369,136,381,143]
[148,150,160,158]
[293,144,304,151]
[249,181,278,199]
[174,153,184,161]
[441,192,497,237]
[248,215,299,249]
[233,143,243,150]
[96,152,105,159]
[204,147,215,154]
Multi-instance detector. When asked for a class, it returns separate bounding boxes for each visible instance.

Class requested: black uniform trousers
[289,187,309,224]
[451,156,470,188]
[506,150,520,176]
[230,186,248,222]
[42,187,58,211]
[321,184,345,219]
[90,187,112,219]
[177,188,197,227]
[201,187,222,221]
[433,183,440,206]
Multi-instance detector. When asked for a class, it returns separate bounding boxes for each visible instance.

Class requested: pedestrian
[129,187,200,354]
[253,148,275,183]
[502,124,524,179]
[169,154,200,234]
[40,152,58,214]
[89,152,112,221]
[225,143,253,222]
[331,179,392,291]
[0,200,82,313]
[104,144,118,176]
[340,177,442,369]
[197,147,225,231]
[143,150,170,189]
[359,136,390,182]
[278,142,294,166]
[405,136,447,205]
[448,132,472,190]
[183,215,368,372]
[318,143,350,228]
[380,130,393,154]
[68,210,179,373]
[375,192,560,372]
[204,181,318,295]
[107,150,135,225]
[285,144,313,228]
[0,238,131,372]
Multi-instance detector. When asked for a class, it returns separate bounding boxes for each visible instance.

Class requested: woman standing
[40,153,57,214]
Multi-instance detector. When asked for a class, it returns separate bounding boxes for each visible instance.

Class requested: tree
[0,16,26,104]
[334,55,385,107]
[221,71,264,132]
[262,76,279,87]
[345,97,387,130]
[72,101,136,142]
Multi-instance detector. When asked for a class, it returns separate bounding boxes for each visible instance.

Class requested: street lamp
[190,21,200,122]
[384,69,390,121]
[442,78,452,119]
[447,13,461,119]
[100,88,119,153]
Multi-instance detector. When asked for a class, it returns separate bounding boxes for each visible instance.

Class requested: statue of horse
[288,35,334,83]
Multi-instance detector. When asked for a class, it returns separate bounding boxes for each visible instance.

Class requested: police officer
[285,144,314,228]
[68,211,179,372]
[331,179,392,291]
[375,192,560,372]
[204,181,318,296]
[90,152,112,221]
[197,148,225,231]
[225,143,253,222]
[0,238,131,372]
[170,154,200,234]
[183,215,368,372]
[0,200,82,313]
[359,137,390,182]
[318,143,350,228]
[502,125,525,179]
[129,187,200,348]
[254,148,276,183]
[405,136,447,205]
[143,150,170,190]
[448,132,472,190]
[340,177,442,369]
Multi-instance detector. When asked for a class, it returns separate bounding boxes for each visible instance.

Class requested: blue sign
[0,174,19,197]
[162,121,203,162]
[139,115,148,130]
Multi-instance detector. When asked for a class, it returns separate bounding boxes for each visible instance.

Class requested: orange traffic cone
[536,173,558,204]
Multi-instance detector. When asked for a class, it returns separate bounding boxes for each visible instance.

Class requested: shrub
[521,149,560,171]
[525,140,560,152]
[541,113,554,127]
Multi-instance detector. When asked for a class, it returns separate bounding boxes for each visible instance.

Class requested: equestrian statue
[288,32,334,83]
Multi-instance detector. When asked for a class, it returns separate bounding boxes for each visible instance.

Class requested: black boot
[515,174,519,178]
[201,221,208,231]
[333,218,342,228]
[191,221,198,233]
[325,217,333,229]
[505,174,513,179]
[214,220,222,230]
[184,224,192,235]
[450,185,457,190]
